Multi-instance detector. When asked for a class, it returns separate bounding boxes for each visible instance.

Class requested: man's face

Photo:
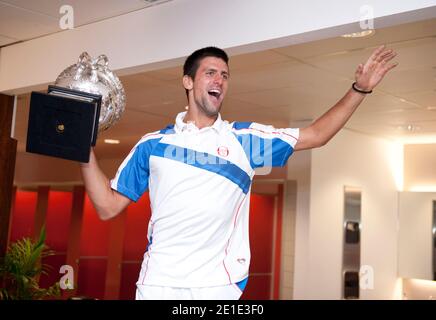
[186,56,229,117]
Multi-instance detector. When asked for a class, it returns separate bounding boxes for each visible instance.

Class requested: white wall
[281,151,311,299]
[306,129,399,299]
[285,121,312,299]
[398,192,434,280]
[403,279,436,299]
[404,144,436,191]
[400,144,436,297]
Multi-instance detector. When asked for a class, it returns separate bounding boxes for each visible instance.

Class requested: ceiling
[6,7,436,159]
[0,0,172,46]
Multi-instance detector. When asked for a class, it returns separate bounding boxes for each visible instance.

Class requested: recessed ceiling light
[385,108,407,113]
[341,30,375,38]
[104,139,120,144]
[397,124,421,132]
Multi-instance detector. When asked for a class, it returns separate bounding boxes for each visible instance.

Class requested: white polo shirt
[111,111,299,288]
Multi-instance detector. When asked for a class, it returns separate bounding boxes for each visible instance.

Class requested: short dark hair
[183,47,229,98]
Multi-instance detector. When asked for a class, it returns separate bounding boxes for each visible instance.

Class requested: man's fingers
[381,52,397,64]
[387,62,399,71]
[377,49,394,62]
[368,44,386,62]
[375,51,395,66]
[355,63,363,77]
[381,62,399,75]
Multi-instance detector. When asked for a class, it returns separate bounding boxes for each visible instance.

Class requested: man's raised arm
[295,45,398,151]
[80,148,131,220]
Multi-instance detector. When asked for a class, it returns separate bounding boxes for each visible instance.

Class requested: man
[80,45,397,300]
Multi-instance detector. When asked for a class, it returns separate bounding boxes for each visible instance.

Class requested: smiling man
[80,45,397,300]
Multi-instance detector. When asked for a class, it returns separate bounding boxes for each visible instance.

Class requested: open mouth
[208,89,221,101]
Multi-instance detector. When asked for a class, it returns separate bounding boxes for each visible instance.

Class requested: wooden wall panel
[33,186,49,240]
[104,210,127,300]
[64,186,85,298]
[0,94,17,258]
[273,184,284,299]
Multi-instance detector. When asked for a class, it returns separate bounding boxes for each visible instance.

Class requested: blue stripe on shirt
[232,122,252,130]
[115,137,163,201]
[233,133,293,168]
[152,143,252,194]
[160,124,175,134]
[236,277,248,291]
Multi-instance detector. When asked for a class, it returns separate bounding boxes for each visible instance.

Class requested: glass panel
[343,186,361,299]
[398,192,434,281]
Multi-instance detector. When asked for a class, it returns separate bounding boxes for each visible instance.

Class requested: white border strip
[10,95,17,138]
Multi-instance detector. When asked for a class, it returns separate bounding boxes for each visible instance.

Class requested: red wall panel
[10,189,279,300]
[9,190,37,242]
[122,193,151,261]
[119,263,141,300]
[241,275,272,300]
[241,194,275,300]
[76,195,110,299]
[45,191,72,252]
[249,194,275,273]
[39,254,66,290]
[39,191,72,293]
[119,193,151,299]
[79,194,110,256]
[76,259,107,300]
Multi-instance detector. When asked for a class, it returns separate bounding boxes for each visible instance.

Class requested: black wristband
[352,82,372,94]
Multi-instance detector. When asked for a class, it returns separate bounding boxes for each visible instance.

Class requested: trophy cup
[26,52,126,162]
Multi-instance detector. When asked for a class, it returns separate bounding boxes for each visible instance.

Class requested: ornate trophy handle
[55,51,126,133]
[78,52,92,65]
[89,55,108,83]
[93,55,109,68]
[74,52,92,81]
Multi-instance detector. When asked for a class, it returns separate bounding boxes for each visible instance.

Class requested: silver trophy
[54,51,126,132]
[26,52,126,162]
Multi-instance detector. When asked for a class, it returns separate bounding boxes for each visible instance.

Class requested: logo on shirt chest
[217,146,229,157]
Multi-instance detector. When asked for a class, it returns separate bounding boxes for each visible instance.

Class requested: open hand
[354,45,398,91]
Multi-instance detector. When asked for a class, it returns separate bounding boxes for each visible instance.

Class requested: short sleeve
[232,122,299,168]
[110,135,162,202]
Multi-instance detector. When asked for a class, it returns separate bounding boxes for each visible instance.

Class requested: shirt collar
[174,111,226,133]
